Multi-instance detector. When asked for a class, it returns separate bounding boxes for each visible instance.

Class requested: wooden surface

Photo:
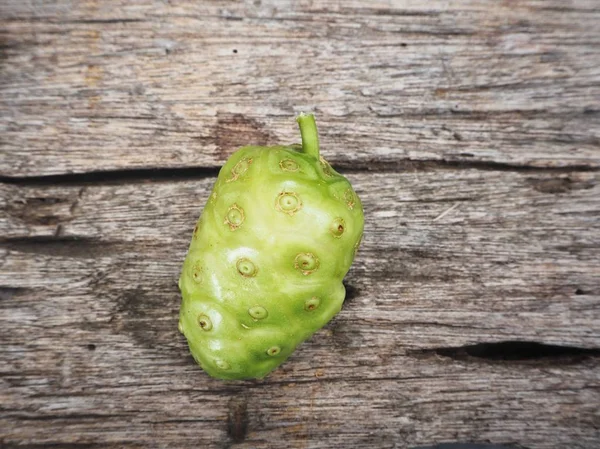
[1,1,599,448]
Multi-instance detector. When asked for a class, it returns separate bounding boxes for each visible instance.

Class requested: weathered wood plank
[2,170,599,350]
[1,169,599,447]
[1,0,600,177]
[2,1,600,448]
[2,343,598,449]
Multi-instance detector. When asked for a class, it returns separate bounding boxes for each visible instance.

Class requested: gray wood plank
[2,347,598,449]
[2,169,599,348]
[2,168,599,447]
[1,1,600,447]
[1,0,600,177]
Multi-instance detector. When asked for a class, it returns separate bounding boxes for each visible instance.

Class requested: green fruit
[178,113,364,380]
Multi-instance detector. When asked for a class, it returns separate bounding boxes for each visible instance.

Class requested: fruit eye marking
[236,258,258,277]
[225,204,245,230]
[191,262,203,283]
[197,314,213,331]
[344,188,356,210]
[330,217,346,238]
[279,159,299,172]
[304,297,321,311]
[275,191,302,215]
[248,306,268,320]
[267,346,281,356]
[319,156,335,178]
[294,252,320,275]
[227,158,253,182]
[215,360,230,370]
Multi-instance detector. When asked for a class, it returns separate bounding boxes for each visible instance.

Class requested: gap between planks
[1,159,599,187]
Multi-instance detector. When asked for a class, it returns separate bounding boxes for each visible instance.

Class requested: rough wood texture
[1,1,600,449]
[1,0,600,177]
[2,171,600,448]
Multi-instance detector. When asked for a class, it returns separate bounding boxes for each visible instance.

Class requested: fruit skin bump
[178,113,364,380]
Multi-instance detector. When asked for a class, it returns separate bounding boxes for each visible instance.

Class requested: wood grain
[2,170,600,348]
[2,169,600,448]
[1,1,600,448]
[1,0,600,177]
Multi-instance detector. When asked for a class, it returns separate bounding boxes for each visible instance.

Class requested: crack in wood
[333,159,600,174]
[0,167,221,186]
[0,236,126,259]
[411,444,530,449]
[412,341,600,365]
[0,444,129,449]
[0,286,30,301]
[1,159,598,187]
[227,397,249,444]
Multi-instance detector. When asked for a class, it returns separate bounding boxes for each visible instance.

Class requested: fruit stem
[296,112,320,159]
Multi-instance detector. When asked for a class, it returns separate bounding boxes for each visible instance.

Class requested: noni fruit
[178,113,364,380]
